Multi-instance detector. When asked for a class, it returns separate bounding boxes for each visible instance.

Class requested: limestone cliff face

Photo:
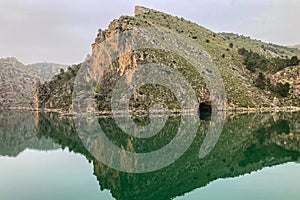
[91,19,138,84]
[34,81,40,111]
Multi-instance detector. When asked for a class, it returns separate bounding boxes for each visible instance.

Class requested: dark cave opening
[199,102,212,120]
[199,102,212,113]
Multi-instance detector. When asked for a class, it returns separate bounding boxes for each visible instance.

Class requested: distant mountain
[0,57,69,109]
[0,57,40,108]
[293,45,300,50]
[26,62,68,82]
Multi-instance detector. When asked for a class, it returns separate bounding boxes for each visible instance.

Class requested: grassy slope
[133,7,279,108]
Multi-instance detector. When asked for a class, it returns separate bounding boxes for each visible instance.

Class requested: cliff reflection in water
[1,111,300,200]
[0,111,60,157]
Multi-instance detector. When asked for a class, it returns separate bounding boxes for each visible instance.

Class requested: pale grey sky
[0,0,299,64]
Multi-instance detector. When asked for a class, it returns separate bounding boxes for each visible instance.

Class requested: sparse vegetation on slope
[36,63,82,111]
[238,47,299,72]
[220,33,300,58]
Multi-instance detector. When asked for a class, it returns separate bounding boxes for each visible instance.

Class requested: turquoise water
[0,111,299,200]
[0,149,113,200]
[177,162,300,200]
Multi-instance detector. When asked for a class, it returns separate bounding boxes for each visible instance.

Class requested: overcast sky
[0,0,299,64]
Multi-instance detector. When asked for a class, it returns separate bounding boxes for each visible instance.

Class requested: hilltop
[26,62,68,82]
[35,6,300,113]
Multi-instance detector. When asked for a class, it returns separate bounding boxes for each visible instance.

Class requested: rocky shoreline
[4,106,300,117]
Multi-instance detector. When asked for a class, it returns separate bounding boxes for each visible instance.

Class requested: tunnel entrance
[199,102,212,120]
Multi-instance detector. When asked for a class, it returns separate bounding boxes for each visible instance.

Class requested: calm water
[0,111,300,200]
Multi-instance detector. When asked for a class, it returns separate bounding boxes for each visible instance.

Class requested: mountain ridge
[8,6,300,112]
[26,62,68,82]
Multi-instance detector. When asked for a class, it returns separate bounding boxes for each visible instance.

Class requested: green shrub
[238,48,298,72]
[290,56,299,66]
[255,72,266,90]
[272,83,290,97]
